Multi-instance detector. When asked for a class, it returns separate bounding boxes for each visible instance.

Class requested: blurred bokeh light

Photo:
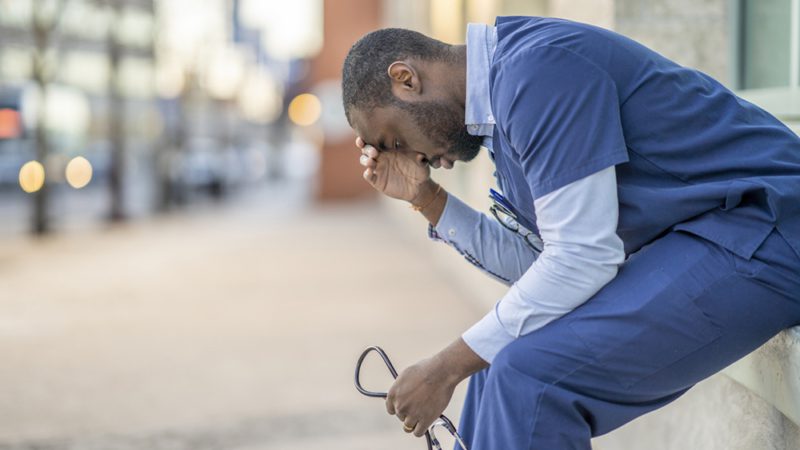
[18,160,45,193]
[65,156,93,189]
[0,108,20,139]
[288,93,322,126]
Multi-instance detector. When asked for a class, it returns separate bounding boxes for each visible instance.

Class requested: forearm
[432,337,489,385]
[462,167,626,362]
[429,192,540,284]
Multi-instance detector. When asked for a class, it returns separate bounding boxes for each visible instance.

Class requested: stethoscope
[354,346,469,450]
[489,188,543,253]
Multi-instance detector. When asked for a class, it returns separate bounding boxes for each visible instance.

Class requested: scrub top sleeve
[492,46,629,198]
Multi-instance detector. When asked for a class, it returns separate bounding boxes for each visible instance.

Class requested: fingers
[363,167,377,184]
[404,418,418,434]
[359,153,377,169]
[388,391,429,438]
[361,145,378,184]
[399,413,433,438]
[359,145,379,185]
[355,136,365,149]
[386,382,398,413]
[394,401,420,436]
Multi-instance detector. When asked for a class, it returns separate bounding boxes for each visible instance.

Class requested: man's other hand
[385,338,489,438]
[386,356,457,437]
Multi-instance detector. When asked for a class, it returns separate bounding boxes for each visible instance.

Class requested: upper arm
[492,45,629,199]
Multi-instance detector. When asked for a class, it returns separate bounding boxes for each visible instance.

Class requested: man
[341,17,800,449]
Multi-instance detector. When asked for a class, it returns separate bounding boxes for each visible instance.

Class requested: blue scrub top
[488,16,800,260]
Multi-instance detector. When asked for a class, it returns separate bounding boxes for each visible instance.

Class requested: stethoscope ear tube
[354,345,397,398]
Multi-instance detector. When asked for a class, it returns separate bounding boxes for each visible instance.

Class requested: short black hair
[341,28,453,124]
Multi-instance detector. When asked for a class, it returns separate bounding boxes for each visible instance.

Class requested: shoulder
[493,16,637,79]
[490,45,613,107]
[495,16,616,56]
[492,17,616,83]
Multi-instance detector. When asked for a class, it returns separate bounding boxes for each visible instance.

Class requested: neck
[447,45,468,110]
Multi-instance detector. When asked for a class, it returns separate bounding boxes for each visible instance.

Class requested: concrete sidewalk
[0,185,483,449]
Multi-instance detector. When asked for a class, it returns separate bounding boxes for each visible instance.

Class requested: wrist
[410,180,441,212]
[433,338,489,386]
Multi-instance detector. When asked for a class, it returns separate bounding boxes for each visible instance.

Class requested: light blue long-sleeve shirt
[429,24,625,362]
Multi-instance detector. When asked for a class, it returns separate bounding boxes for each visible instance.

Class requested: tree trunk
[32,84,49,235]
[29,0,66,235]
[107,0,125,222]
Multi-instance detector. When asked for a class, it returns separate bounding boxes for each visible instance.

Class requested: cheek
[412,141,439,162]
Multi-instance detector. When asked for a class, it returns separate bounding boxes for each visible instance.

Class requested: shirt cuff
[430,193,481,244]
[462,306,516,363]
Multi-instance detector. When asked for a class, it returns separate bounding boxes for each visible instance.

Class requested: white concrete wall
[593,369,800,450]
[549,0,615,29]
[615,0,731,84]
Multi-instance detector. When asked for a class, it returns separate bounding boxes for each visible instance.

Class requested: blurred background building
[0,0,797,235]
[0,0,322,235]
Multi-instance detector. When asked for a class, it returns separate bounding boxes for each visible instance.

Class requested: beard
[396,100,483,163]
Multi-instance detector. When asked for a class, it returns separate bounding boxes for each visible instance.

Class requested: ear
[387,61,421,101]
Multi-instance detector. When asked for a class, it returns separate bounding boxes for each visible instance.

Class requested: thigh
[492,230,800,433]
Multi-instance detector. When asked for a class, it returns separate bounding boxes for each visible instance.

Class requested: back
[490,16,800,258]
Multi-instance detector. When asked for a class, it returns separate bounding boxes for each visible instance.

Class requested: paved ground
[0,183,482,449]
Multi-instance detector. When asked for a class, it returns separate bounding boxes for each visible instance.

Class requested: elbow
[541,242,623,295]
[587,247,624,291]
[588,233,625,286]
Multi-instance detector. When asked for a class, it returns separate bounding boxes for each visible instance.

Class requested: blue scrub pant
[456,229,800,450]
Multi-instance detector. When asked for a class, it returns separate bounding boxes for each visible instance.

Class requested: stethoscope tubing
[354,346,466,450]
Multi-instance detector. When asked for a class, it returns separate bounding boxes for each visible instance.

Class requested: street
[0,183,481,449]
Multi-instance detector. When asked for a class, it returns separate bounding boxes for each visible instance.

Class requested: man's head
[342,28,482,169]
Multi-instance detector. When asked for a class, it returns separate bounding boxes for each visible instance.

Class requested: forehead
[350,106,405,144]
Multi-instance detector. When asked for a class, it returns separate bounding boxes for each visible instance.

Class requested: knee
[489,321,597,387]
[488,337,553,385]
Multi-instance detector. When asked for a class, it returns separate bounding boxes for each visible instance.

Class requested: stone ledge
[723,327,800,427]
[593,370,800,450]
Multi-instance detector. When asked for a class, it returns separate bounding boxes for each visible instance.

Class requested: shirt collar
[465,23,497,138]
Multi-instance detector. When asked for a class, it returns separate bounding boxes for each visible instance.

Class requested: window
[738,0,799,89]
[733,0,800,128]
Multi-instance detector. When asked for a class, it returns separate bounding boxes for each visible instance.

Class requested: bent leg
[468,230,800,450]
[455,368,487,450]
